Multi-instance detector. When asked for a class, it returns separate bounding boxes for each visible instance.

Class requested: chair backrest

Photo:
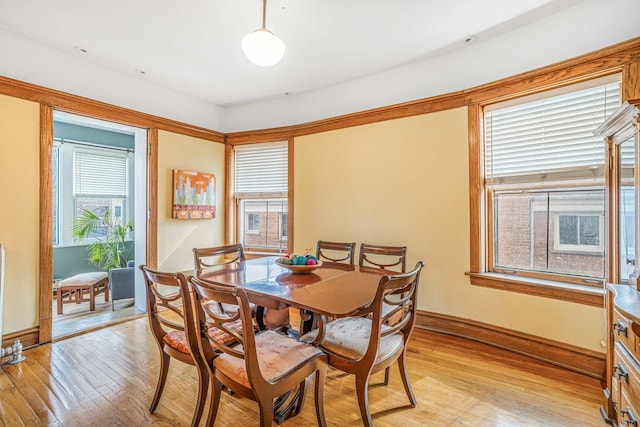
[316,240,356,265]
[193,243,246,276]
[188,276,264,385]
[140,265,201,359]
[361,261,424,365]
[358,243,407,273]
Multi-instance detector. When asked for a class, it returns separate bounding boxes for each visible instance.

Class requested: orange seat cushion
[162,319,243,354]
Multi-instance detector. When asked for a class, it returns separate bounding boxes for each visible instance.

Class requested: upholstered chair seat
[301,317,403,363]
[163,319,244,353]
[214,330,325,389]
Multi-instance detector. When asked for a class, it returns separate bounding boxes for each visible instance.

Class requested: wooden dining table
[195,255,385,324]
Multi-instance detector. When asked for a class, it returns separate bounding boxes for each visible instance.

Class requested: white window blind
[73,150,128,197]
[485,78,620,186]
[234,143,288,197]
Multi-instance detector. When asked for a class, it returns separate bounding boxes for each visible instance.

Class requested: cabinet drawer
[614,343,640,404]
[620,387,639,427]
[613,309,634,352]
[613,374,620,417]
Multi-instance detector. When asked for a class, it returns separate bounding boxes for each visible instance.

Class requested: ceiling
[0,0,579,108]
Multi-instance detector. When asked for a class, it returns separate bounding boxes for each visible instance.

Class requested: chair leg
[190,365,209,427]
[205,377,223,427]
[397,350,417,407]
[150,352,170,413]
[384,366,390,385]
[314,366,327,427]
[355,374,373,427]
[257,395,275,427]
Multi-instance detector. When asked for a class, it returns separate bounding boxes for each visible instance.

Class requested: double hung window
[233,142,288,252]
[483,75,620,285]
[53,143,132,246]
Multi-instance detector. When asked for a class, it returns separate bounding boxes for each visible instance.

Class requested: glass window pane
[579,216,599,245]
[620,136,636,282]
[240,199,287,250]
[76,197,126,239]
[494,190,604,279]
[559,215,577,245]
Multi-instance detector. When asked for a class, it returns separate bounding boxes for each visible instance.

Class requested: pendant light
[242,0,285,67]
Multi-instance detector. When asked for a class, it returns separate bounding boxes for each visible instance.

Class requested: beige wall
[0,94,40,334]
[294,107,605,352]
[157,130,226,272]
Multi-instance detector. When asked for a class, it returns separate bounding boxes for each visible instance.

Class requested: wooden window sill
[466,272,604,307]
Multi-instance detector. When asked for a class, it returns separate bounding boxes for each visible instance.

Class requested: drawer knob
[615,363,629,382]
[614,320,629,337]
[622,406,637,426]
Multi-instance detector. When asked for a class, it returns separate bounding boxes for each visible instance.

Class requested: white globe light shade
[242,29,286,67]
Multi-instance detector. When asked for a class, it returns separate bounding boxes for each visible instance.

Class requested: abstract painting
[172,170,216,219]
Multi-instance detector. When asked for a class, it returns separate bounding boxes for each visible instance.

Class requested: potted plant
[71,208,134,271]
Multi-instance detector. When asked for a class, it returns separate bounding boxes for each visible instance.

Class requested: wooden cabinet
[606,285,640,425]
[600,100,640,424]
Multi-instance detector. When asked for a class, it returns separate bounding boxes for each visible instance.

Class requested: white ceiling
[0,0,576,106]
[0,0,639,132]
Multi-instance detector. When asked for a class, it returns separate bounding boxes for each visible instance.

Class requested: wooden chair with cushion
[315,240,356,266]
[301,261,424,427]
[193,243,281,331]
[189,275,328,427]
[140,266,242,427]
[359,243,408,383]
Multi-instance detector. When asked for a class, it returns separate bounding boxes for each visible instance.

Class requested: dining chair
[316,240,356,266]
[193,243,276,329]
[299,240,357,333]
[359,243,408,383]
[189,275,328,427]
[301,261,425,427]
[358,243,407,273]
[140,266,242,427]
[193,243,246,276]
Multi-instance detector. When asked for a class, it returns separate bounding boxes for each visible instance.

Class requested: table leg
[273,384,303,424]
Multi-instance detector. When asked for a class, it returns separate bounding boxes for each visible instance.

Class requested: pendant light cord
[261,0,267,30]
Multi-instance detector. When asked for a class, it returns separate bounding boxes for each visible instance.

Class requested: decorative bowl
[275,259,323,274]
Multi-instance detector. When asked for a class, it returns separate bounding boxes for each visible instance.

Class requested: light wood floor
[0,317,606,426]
[52,296,141,339]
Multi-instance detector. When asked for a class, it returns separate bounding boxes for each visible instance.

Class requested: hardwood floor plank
[0,317,606,426]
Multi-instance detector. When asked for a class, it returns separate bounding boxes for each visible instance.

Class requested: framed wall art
[172,170,216,219]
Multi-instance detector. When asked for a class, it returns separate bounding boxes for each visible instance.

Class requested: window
[481,75,620,286]
[233,142,288,252]
[53,142,133,246]
[555,214,602,251]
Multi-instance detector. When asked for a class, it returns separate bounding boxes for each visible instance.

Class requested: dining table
[195,255,386,326]
[195,255,388,423]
